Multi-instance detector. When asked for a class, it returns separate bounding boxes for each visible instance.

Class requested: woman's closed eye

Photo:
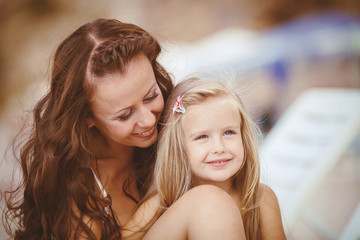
[118,109,133,121]
[144,91,159,102]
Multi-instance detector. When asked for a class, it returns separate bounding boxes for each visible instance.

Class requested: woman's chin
[135,132,158,148]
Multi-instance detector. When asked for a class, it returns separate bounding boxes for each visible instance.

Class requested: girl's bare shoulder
[258,183,278,204]
[258,183,287,240]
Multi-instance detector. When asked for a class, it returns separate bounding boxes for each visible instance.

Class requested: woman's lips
[206,158,232,167]
[132,126,155,138]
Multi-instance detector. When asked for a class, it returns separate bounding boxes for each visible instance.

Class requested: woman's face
[87,54,164,149]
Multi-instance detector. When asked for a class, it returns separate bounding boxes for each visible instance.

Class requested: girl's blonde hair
[149,75,262,239]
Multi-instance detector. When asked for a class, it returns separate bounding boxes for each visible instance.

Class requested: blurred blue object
[164,12,360,85]
[230,12,360,74]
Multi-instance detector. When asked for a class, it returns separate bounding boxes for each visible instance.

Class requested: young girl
[124,76,286,240]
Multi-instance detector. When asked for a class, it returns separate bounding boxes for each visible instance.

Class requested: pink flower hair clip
[172,94,186,114]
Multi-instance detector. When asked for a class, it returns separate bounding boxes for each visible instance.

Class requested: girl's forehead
[183,95,240,120]
[187,95,237,110]
[181,95,241,135]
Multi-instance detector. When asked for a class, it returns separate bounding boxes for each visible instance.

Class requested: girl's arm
[122,195,160,240]
[143,185,245,240]
[259,184,287,240]
[124,185,246,240]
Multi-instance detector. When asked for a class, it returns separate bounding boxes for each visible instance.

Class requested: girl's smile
[205,158,233,167]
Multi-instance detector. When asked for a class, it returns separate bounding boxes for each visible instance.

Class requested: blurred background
[0,0,359,239]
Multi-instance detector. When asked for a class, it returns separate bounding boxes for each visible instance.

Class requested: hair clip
[172,94,186,114]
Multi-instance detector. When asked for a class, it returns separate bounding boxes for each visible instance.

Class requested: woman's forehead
[90,55,157,113]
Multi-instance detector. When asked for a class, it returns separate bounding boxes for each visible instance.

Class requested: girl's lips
[206,158,232,167]
[132,126,155,138]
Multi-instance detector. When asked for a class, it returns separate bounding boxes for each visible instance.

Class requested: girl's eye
[118,110,133,121]
[194,135,208,141]
[224,130,236,135]
[144,92,160,102]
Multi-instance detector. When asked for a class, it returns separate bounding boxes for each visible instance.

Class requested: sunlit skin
[87,54,164,153]
[182,96,244,191]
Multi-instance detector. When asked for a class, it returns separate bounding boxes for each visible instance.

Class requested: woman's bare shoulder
[70,202,103,239]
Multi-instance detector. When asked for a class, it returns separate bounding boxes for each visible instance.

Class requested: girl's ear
[86,117,95,128]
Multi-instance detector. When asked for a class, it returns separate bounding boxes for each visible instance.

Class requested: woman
[4,19,245,240]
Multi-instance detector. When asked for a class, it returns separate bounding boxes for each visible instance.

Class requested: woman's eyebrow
[144,83,157,97]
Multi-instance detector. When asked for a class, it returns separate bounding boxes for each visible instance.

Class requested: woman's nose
[137,106,156,128]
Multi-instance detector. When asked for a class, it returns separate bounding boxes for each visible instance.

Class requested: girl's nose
[212,137,225,154]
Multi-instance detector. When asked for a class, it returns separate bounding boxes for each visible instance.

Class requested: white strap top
[91,169,108,198]
[91,169,110,214]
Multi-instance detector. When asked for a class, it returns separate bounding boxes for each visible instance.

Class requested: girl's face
[182,96,244,187]
[87,54,164,150]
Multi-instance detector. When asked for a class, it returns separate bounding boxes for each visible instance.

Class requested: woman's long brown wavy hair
[3,19,173,240]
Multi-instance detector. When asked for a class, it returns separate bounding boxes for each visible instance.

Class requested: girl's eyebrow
[189,131,206,139]
[113,83,157,116]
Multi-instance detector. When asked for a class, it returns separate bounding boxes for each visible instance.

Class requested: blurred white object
[339,203,360,240]
[159,27,258,83]
[260,88,360,239]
